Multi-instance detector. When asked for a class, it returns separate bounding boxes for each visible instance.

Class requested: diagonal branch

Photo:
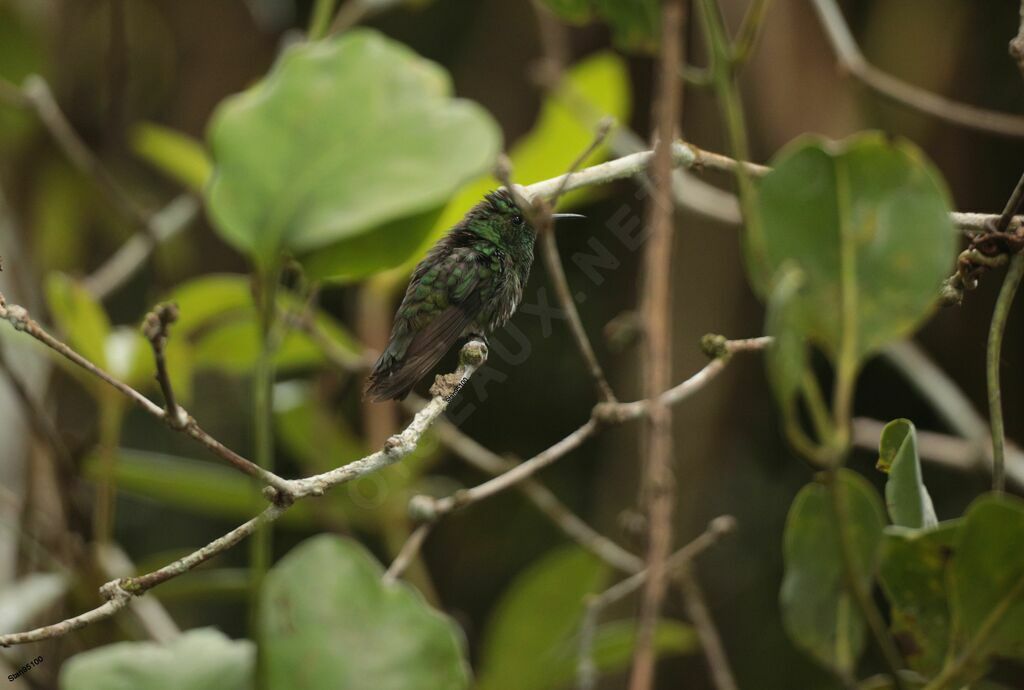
[0,339,487,647]
[577,517,736,690]
[0,290,291,494]
[810,0,1024,139]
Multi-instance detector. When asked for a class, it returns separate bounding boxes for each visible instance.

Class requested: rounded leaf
[260,535,470,690]
[206,30,501,266]
[756,133,956,365]
[59,628,254,690]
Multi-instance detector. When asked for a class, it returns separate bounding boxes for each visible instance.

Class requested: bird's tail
[364,341,418,402]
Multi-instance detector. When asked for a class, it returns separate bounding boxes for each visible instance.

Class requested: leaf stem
[307,0,338,40]
[251,265,280,673]
[986,253,1024,493]
[826,471,908,690]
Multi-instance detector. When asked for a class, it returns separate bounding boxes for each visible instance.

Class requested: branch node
[408,494,439,523]
[700,333,730,359]
[707,515,738,537]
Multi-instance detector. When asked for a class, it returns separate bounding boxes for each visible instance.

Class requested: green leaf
[780,469,887,674]
[45,272,111,369]
[192,317,325,373]
[876,419,937,529]
[755,134,956,366]
[540,0,659,52]
[164,274,362,374]
[261,535,470,690]
[765,264,808,413]
[477,547,607,690]
[206,29,500,266]
[59,628,254,690]
[82,449,322,528]
[949,494,1024,664]
[303,205,444,283]
[878,522,960,675]
[385,52,630,281]
[548,619,699,688]
[130,122,212,191]
[164,274,254,336]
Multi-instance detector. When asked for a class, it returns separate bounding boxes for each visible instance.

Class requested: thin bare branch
[577,516,737,690]
[84,195,199,300]
[429,415,644,573]
[382,524,433,584]
[676,566,738,690]
[630,1,687,686]
[0,290,293,494]
[413,337,769,522]
[142,303,187,429]
[810,0,1024,139]
[0,340,487,647]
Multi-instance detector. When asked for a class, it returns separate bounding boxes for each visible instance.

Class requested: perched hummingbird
[365,189,581,401]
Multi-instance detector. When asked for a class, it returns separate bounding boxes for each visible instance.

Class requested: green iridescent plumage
[365,190,537,401]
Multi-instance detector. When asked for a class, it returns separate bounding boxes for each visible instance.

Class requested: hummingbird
[365,189,582,401]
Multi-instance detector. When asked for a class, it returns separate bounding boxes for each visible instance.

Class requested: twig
[538,121,619,403]
[18,76,152,229]
[629,2,687,687]
[95,543,180,643]
[675,566,738,690]
[810,0,1024,139]
[577,517,736,690]
[986,253,1024,494]
[412,337,770,521]
[0,291,293,495]
[0,75,199,300]
[429,415,644,573]
[419,419,600,520]
[142,303,187,429]
[84,195,199,300]
[0,340,487,647]
[730,0,772,68]
[382,523,433,584]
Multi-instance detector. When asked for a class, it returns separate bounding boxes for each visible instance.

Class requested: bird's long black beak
[552,213,586,220]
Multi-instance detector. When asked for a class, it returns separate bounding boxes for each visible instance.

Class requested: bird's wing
[365,248,485,401]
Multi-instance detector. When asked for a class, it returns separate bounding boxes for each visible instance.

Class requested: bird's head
[464,189,584,244]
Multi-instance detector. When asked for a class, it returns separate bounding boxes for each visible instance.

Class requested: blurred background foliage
[1,0,1024,688]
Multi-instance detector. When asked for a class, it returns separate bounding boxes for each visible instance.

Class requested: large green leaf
[540,0,659,52]
[755,134,956,366]
[876,419,937,529]
[59,628,254,690]
[261,535,470,690]
[780,469,887,675]
[382,52,630,283]
[948,495,1024,664]
[476,546,608,690]
[878,522,960,675]
[206,29,500,266]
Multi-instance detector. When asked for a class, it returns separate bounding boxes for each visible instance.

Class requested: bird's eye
[511,214,524,225]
